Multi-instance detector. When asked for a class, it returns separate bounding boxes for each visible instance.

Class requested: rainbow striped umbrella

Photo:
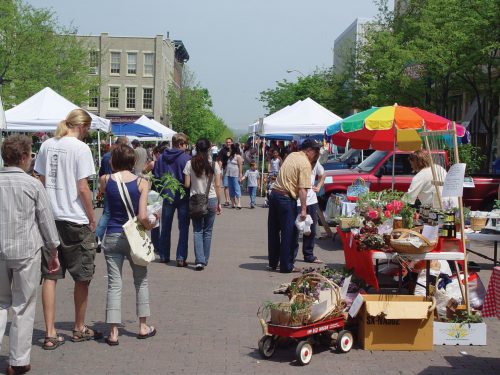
[326,105,464,151]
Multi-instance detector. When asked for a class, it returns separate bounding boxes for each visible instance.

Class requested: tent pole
[97,130,102,168]
[392,123,396,191]
[261,138,266,197]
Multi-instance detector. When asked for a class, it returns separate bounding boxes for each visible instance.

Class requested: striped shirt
[273,151,312,199]
[0,167,60,260]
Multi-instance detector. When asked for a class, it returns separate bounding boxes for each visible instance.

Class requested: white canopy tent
[259,98,342,135]
[4,87,110,132]
[134,115,176,141]
[248,101,301,134]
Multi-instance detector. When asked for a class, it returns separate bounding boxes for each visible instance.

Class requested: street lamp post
[286,69,305,77]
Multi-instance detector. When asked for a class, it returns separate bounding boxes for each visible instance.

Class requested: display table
[464,232,500,266]
[337,228,464,291]
[482,266,500,318]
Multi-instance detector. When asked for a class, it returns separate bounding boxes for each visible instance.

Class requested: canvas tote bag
[114,173,155,266]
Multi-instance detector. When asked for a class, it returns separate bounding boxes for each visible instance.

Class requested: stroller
[263,172,278,208]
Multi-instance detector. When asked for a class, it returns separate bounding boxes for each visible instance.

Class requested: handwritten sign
[442,163,466,197]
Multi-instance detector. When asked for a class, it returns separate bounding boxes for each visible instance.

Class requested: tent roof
[134,115,176,140]
[5,87,110,132]
[111,122,161,137]
[249,98,341,136]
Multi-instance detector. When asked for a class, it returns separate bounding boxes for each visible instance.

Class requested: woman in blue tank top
[99,144,158,345]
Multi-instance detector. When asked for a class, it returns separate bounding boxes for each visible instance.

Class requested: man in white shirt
[295,161,326,263]
[35,109,102,348]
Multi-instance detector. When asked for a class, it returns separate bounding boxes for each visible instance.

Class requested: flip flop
[43,335,65,350]
[105,337,119,346]
[309,258,324,264]
[137,326,156,340]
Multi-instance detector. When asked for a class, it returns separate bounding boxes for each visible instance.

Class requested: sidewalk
[1,197,499,374]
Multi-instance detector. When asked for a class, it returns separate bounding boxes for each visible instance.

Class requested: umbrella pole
[392,123,396,191]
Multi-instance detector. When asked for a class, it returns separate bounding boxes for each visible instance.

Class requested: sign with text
[442,163,466,197]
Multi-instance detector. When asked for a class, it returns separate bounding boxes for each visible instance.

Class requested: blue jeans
[248,186,257,206]
[96,198,110,241]
[294,203,318,262]
[159,197,190,262]
[228,176,241,198]
[103,233,150,323]
[192,198,217,265]
[267,192,298,273]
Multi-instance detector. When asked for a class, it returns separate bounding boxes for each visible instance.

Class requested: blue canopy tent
[111,122,161,137]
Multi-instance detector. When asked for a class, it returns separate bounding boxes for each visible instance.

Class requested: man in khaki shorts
[35,109,102,349]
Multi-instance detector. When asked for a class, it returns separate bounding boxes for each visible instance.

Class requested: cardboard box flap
[364,295,433,320]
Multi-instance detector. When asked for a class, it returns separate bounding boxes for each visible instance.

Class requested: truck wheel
[336,330,354,353]
[295,341,313,365]
[258,335,275,359]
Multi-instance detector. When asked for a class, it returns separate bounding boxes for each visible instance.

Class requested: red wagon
[258,315,353,365]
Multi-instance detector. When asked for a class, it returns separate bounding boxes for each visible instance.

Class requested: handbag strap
[204,161,215,198]
[114,172,136,221]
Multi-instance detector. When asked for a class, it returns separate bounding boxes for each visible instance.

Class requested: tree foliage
[0,0,96,108]
[168,68,232,143]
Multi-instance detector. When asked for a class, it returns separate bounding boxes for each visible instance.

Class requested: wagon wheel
[336,330,354,353]
[295,341,313,366]
[258,335,275,359]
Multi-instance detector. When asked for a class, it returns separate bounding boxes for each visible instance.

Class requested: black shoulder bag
[189,163,215,219]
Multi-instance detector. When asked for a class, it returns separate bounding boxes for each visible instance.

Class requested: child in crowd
[242,162,260,208]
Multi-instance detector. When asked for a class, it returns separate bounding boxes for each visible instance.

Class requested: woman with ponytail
[183,139,223,270]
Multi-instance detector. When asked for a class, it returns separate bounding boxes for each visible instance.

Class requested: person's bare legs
[73,281,89,332]
[235,197,241,208]
[139,317,153,336]
[42,279,58,339]
[108,323,119,342]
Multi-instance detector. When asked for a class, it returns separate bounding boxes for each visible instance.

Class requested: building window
[89,50,99,74]
[126,87,136,109]
[143,88,153,110]
[127,52,137,75]
[109,87,119,109]
[110,52,120,74]
[144,53,154,76]
[89,86,99,108]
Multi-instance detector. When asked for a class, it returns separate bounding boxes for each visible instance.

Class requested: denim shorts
[41,221,97,282]
[227,176,241,198]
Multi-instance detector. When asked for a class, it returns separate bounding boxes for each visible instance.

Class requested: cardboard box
[359,294,434,351]
[433,322,487,345]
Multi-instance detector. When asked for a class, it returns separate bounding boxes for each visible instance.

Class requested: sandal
[72,326,103,342]
[43,335,65,350]
[105,337,119,346]
[137,326,156,340]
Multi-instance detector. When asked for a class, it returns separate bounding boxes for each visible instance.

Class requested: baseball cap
[300,138,322,150]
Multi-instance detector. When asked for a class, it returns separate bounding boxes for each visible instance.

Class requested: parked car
[322,150,499,211]
[322,149,375,171]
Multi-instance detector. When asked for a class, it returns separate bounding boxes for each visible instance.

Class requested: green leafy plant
[456,144,486,175]
[450,312,483,325]
[399,204,416,229]
[494,200,500,210]
[145,172,186,203]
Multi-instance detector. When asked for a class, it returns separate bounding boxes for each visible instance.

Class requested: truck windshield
[339,149,359,162]
[356,151,388,172]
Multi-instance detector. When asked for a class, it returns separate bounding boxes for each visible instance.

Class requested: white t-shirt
[34,136,96,224]
[406,165,447,208]
[183,161,221,199]
[298,162,324,207]
[244,169,260,187]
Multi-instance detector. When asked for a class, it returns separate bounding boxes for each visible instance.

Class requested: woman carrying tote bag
[99,144,158,345]
[183,139,224,270]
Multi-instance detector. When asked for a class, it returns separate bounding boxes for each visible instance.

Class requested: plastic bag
[295,214,313,235]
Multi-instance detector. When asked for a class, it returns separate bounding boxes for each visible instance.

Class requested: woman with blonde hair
[54,109,92,138]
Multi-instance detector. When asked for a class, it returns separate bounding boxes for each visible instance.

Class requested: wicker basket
[290,273,345,322]
[390,228,436,254]
[470,217,487,231]
[269,294,313,326]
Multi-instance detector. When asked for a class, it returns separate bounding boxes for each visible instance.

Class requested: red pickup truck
[322,150,499,210]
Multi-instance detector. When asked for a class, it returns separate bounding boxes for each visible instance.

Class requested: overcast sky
[27,0,391,132]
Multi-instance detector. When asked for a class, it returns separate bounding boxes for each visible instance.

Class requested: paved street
[1,197,499,375]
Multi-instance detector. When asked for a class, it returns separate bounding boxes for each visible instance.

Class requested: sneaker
[195,264,204,271]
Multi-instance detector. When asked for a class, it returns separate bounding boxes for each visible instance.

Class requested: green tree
[0,0,96,107]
